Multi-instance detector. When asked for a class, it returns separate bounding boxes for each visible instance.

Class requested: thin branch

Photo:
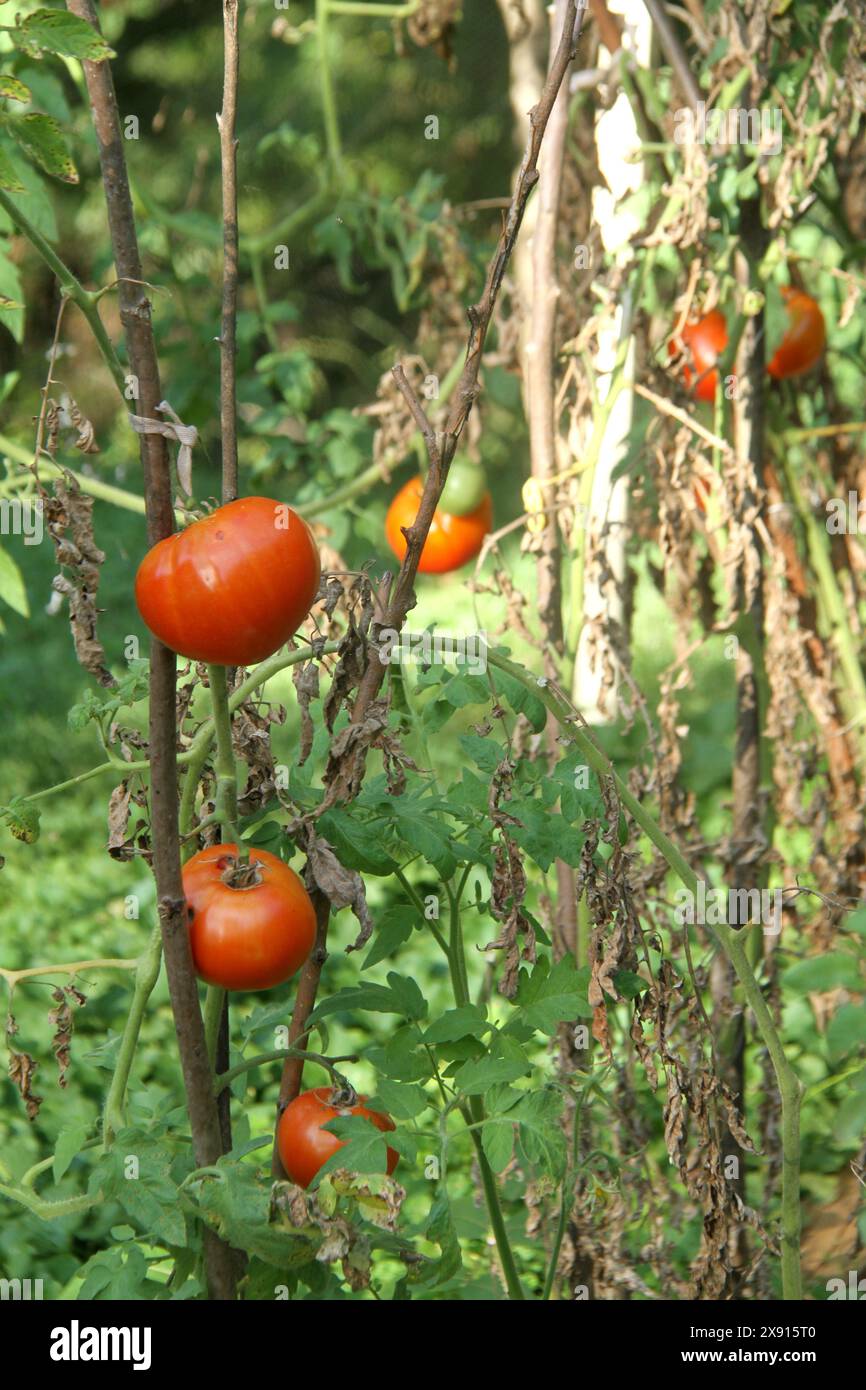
[218,0,240,500]
[642,0,702,109]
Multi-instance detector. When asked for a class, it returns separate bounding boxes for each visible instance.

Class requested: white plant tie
[128,400,197,495]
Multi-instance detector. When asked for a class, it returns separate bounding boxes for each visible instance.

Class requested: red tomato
[767,287,826,379]
[385,475,493,575]
[277,1087,398,1189]
[693,477,711,514]
[135,496,320,666]
[669,309,728,403]
[183,843,316,991]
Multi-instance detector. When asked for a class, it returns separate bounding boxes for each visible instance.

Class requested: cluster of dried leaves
[6,982,86,1121]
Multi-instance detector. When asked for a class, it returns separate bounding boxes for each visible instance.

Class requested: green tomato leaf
[0,76,31,103]
[53,1122,91,1184]
[13,9,116,61]
[515,1089,567,1177]
[372,1078,429,1120]
[513,957,594,1033]
[314,1115,394,1185]
[7,113,77,183]
[0,545,28,616]
[423,1005,491,1045]
[453,1044,531,1095]
[2,798,40,843]
[481,1119,514,1173]
[781,952,862,994]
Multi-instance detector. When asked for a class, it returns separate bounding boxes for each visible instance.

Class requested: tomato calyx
[217,854,263,890]
[328,1082,358,1111]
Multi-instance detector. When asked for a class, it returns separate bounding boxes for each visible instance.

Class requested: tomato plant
[135,497,321,666]
[183,843,316,990]
[277,1086,398,1189]
[385,475,493,574]
[767,287,827,379]
[669,309,728,402]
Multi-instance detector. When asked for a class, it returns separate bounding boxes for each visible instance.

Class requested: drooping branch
[65,0,237,1300]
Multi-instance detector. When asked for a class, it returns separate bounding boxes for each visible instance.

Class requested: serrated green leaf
[458,732,502,774]
[386,971,428,1022]
[492,663,547,733]
[315,1115,394,1185]
[0,237,23,339]
[53,1122,90,1183]
[423,1005,491,1045]
[0,140,57,239]
[514,957,594,1033]
[827,1005,866,1062]
[453,1050,531,1095]
[0,546,28,616]
[372,1078,428,1120]
[0,76,31,103]
[318,806,398,876]
[515,1089,567,1177]
[13,9,115,62]
[308,984,417,1028]
[2,799,40,843]
[481,1120,514,1172]
[612,969,648,1000]
[782,952,862,995]
[362,906,414,969]
[7,112,77,183]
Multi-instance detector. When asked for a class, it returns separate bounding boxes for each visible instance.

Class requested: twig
[642,0,702,108]
[218,0,240,501]
[32,299,70,476]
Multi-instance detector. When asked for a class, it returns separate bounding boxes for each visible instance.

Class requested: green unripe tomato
[437,458,488,517]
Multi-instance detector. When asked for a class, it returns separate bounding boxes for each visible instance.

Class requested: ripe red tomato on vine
[183,843,316,991]
[135,496,320,666]
[767,287,826,379]
[277,1086,398,1189]
[385,471,493,574]
[668,309,728,403]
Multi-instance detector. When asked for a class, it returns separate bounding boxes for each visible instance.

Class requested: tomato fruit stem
[207,664,246,862]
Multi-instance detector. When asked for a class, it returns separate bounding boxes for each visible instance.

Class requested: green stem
[720,923,803,1299]
[204,986,226,1069]
[102,927,163,1147]
[0,958,137,986]
[206,664,242,849]
[0,1182,98,1221]
[214,1046,356,1092]
[0,433,184,521]
[541,1093,582,1300]
[22,641,342,811]
[0,188,126,395]
[251,253,280,350]
[486,648,803,1300]
[316,0,343,174]
[298,459,394,520]
[447,884,525,1300]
